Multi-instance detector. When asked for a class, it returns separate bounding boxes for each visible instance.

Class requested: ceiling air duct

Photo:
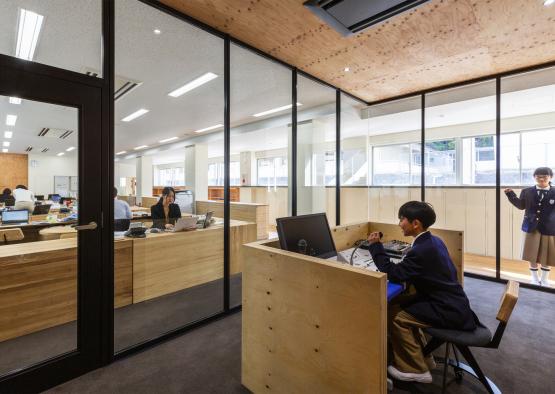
[304,0,430,36]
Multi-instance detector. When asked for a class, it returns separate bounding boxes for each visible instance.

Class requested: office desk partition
[241,221,463,394]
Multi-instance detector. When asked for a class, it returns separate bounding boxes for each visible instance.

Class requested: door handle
[72,221,98,231]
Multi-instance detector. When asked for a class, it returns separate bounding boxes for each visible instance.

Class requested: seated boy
[367,201,478,384]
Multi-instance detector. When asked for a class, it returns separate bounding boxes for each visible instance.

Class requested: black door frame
[0,55,106,393]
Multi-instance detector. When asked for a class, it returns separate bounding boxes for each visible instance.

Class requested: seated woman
[150,187,181,229]
[0,188,15,207]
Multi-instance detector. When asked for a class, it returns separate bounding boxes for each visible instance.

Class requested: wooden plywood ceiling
[161,0,555,103]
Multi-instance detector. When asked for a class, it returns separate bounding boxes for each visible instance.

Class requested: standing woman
[505,167,555,286]
[150,186,181,229]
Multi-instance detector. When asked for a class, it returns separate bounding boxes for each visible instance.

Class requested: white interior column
[185,144,208,202]
[136,155,153,204]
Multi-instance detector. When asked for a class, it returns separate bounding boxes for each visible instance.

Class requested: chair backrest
[114,219,131,231]
[496,280,519,323]
[0,228,24,242]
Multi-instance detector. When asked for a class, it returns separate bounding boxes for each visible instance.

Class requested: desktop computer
[276,213,337,259]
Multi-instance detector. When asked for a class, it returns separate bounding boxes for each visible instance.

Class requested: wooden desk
[132,220,256,302]
[196,200,269,240]
[241,221,463,394]
[38,225,77,240]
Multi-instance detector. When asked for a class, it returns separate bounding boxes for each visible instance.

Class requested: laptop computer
[1,210,30,225]
[32,204,51,215]
[197,211,214,229]
[171,217,197,232]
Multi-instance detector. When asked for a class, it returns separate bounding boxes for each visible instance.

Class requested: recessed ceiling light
[57,152,64,156]
[3,141,10,147]
[66,146,75,152]
[194,124,224,133]
[1,149,7,153]
[4,131,13,138]
[154,28,161,34]
[544,0,555,6]
[344,67,350,72]
[253,103,302,117]
[168,72,218,98]
[16,9,44,61]
[159,136,178,143]
[116,150,127,155]
[122,108,149,122]
[9,97,22,105]
[6,115,17,126]
[134,145,148,150]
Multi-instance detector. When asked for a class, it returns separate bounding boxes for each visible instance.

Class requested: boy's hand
[504,188,513,194]
[367,232,382,245]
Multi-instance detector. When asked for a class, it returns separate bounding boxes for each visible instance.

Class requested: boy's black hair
[533,167,553,177]
[398,201,436,229]
[113,187,118,198]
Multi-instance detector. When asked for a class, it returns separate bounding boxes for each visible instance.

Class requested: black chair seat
[424,324,492,347]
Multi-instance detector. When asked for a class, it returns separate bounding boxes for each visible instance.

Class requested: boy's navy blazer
[369,231,477,331]
[506,186,555,235]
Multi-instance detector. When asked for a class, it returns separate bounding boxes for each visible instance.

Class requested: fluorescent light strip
[168,72,218,98]
[122,108,149,122]
[4,131,13,138]
[16,9,44,61]
[9,97,22,105]
[253,103,302,117]
[545,0,555,6]
[194,124,223,133]
[66,146,75,152]
[6,115,17,126]
[57,152,64,156]
[1,149,7,153]
[3,141,10,147]
[159,136,178,143]
[116,150,127,155]
[134,145,148,150]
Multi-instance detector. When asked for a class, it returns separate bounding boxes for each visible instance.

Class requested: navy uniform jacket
[506,187,555,235]
[150,202,182,229]
[368,231,477,330]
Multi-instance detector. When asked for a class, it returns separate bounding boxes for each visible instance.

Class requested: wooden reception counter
[0,219,256,342]
[196,200,269,240]
[241,221,463,394]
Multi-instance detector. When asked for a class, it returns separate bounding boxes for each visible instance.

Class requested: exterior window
[156,167,184,186]
[257,157,287,186]
[341,148,367,185]
[208,162,240,186]
[425,139,456,185]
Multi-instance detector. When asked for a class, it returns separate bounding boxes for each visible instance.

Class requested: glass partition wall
[114,0,225,352]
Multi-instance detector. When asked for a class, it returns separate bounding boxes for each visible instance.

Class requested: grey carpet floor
[45,277,554,394]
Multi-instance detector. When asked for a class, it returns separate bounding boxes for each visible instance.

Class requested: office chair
[422,280,519,394]
[114,219,131,231]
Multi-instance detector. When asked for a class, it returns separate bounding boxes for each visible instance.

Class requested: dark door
[0,55,104,392]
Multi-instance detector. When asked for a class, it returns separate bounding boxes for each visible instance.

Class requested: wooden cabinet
[208,186,240,202]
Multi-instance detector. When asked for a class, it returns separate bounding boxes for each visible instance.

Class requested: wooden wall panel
[0,153,27,192]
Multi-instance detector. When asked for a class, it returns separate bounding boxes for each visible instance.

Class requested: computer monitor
[276,213,337,259]
[48,194,61,202]
[32,204,51,215]
[35,195,44,201]
[1,209,29,225]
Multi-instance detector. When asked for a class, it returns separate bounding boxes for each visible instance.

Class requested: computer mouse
[150,228,161,233]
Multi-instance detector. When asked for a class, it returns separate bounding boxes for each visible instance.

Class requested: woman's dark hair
[533,167,553,177]
[15,184,27,190]
[2,188,11,196]
[158,186,176,204]
[398,201,436,229]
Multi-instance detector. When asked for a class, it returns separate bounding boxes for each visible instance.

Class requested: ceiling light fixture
[344,67,350,72]
[159,136,178,143]
[194,124,223,133]
[66,146,75,152]
[154,28,161,34]
[57,152,65,156]
[544,0,555,6]
[116,150,127,155]
[1,149,7,153]
[6,115,17,126]
[9,97,22,105]
[168,72,218,98]
[4,131,13,138]
[16,9,44,61]
[134,145,148,150]
[3,141,11,147]
[253,103,302,117]
[122,108,149,122]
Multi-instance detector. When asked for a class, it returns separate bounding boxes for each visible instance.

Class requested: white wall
[28,154,78,197]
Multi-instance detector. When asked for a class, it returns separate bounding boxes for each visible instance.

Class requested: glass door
[0,56,103,391]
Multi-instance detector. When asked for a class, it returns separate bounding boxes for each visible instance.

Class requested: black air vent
[115,81,141,101]
[41,147,49,153]
[25,146,33,152]
[304,0,429,36]
[38,127,49,137]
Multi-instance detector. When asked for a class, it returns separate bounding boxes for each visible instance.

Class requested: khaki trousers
[388,302,433,374]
